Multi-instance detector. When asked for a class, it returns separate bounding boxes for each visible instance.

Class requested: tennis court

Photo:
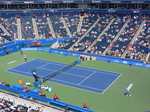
[6,59,122,94]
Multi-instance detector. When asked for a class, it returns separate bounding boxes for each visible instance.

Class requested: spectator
[3,82,10,87]
[82,56,85,62]
[19,79,23,85]
[35,107,43,112]
[6,49,8,55]
[28,106,32,112]
[53,94,59,101]
[33,72,39,82]
[22,87,30,92]
[83,103,89,109]
[64,105,70,112]
[19,79,31,86]
[20,50,23,55]
[38,91,46,97]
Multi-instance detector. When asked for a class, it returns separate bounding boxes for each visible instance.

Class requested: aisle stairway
[17,18,22,40]
[32,18,40,39]
[61,17,73,37]
[47,17,56,38]
[0,23,11,36]
[77,16,84,33]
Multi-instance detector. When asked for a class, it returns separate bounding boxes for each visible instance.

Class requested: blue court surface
[6,59,122,94]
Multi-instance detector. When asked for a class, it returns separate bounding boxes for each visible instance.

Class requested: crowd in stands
[0,80,47,112]
[0,79,89,112]
[104,15,141,56]
[87,14,125,54]
[0,79,90,112]
[56,13,150,62]
[0,98,44,112]
[133,16,150,48]
[0,12,149,62]
[124,15,150,61]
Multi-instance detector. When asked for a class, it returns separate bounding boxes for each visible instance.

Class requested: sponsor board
[135,63,143,66]
[22,48,38,51]
[113,60,120,63]
[122,61,128,64]
[60,52,64,54]
[146,64,150,68]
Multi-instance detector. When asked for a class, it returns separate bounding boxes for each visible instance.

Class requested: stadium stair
[145,52,150,63]
[77,15,84,33]
[121,19,147,58]
[17,17,23,40]
[84,18,115,53]
[46,17,56,38]
[50,40,59,48]
[61,17,73,37]
[0,23,11,37]
[68,17,101,50]
[32,17,40,39]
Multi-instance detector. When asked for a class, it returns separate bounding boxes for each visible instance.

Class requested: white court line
[73,65,120,74]
[6,58,122,94]
[35,59,66,66]
[35,59,121,74]
[51,78,104,91]
[30,63,51,73]
[8,69,31,75]
[7,68,47,78]
[49,80,102,94]
[6,59,50,75]
[6,59,67,80]
[39,67,86,78]
[101,73,122,94]
[34,59,122,92]
[78,71,96,85]
[5,58,36,71]
[35,59,121,77]
[8,60,16,64]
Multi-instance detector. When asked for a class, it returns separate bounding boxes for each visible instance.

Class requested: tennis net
[43,61,77,82]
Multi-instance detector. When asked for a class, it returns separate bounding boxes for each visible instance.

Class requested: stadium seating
[124,16,150,61]
[0,14,17,41]
[105,15,141,56]
[0,84,94,112]
[88,14,125,54]
[0,12,149,62]
[62,12,79,37]
[35,14,51,39]
[20,14,35,40]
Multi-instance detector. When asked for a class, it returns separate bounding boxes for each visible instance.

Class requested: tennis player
[33,72,39,81]
[24,55,27,61]
[125,86,131,97]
